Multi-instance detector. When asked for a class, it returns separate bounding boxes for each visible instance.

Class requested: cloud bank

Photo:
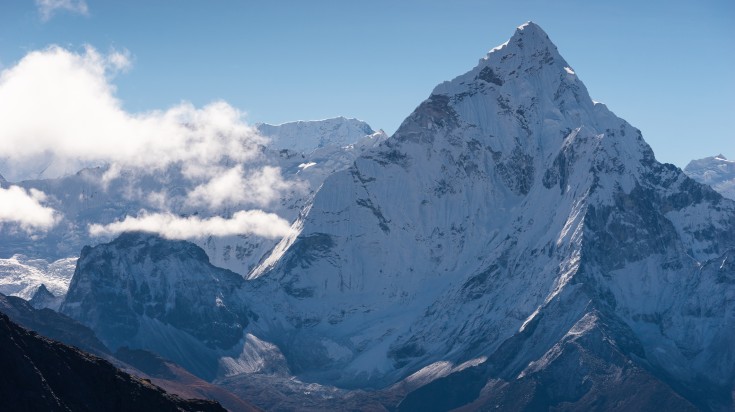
[36,0,89,21]
[0,45,296,240]
[88,211,294,240]
[186,165,296,209]
[0,186,60,232]
[0,45,265,182]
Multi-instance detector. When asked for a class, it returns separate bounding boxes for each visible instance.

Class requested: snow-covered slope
[684,154,735,200]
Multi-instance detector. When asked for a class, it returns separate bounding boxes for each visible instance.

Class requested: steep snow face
[257,117,376,154]
[60,232,251,380]
[684,154,735,200]
[243,22,735,392]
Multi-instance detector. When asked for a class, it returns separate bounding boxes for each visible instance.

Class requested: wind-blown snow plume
[0,186,60,232]
[0,45,295,240]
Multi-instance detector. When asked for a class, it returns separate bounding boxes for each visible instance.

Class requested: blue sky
[0,0,733,167]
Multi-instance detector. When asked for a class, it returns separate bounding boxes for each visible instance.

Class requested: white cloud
[36,0,89,21]
[106,49,133,74]
[88,210,294,240]
[0,45,266,183]
[0,186,60,232]
[0,44,297,240]
[186,165,296,209]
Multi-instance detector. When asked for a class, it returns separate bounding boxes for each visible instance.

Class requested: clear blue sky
[1,0,732,167]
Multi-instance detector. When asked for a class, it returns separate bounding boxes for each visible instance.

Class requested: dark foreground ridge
[0,311,226,412]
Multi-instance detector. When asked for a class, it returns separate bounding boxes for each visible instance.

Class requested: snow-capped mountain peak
[435,20,573,93]
[424,19,613,170]
[684,153,735,199]
[257,117,375,154]
[237,22,735,398]
[498,21,563,59]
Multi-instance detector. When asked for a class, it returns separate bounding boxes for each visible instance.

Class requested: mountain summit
[61,23,735,410]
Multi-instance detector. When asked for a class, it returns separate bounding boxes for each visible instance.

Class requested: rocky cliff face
[61,232,253,380]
